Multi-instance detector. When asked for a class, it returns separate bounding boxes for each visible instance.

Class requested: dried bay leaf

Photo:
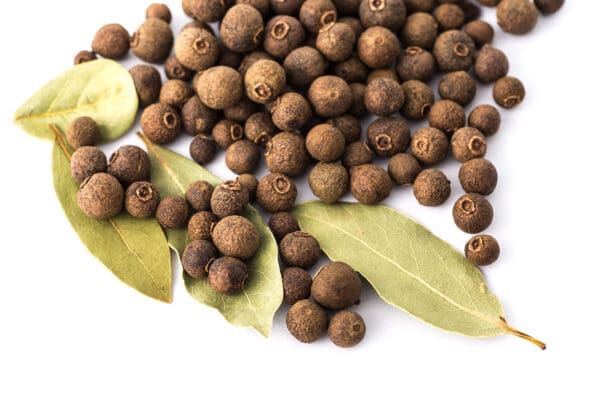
[293,201,545,349]
[15,60,138,142]
[52,130,172,303]
[139,133,283,337]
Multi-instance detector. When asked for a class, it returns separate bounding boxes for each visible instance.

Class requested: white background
[0,1,598,399]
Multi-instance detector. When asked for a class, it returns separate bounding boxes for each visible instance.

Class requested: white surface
[0,1,598,399]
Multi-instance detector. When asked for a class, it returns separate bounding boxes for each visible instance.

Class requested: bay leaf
[293,201,545,349]
[15,59,138,142]
[139,133,283,337]
[52,129,172,303]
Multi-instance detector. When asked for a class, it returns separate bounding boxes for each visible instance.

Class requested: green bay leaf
[293,201,545,348]
[52,133,172,303]
[139,134,283,337]
[15,59,138,142]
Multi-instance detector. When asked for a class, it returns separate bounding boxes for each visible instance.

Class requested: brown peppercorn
[283,46,328,87]
[268,212,300,241]
[396,47,437,83]
[411,127,449,165]
[236,174,259,201]
[350,164,392,204]
[182,240,218,279]
[459,158,498,195]
[245,59,286,104]
[130,18,173,63]
[125,181,161,218]
[146,3,171,22]
[468,104,501,136]
[221,4,264,53]
[338,16,364,38]
[405,0,435,12]
[343,142,373,168]
[210,180,250,219]
[265,132,310,176]
[306,124,346,162]
[286,299,329,343]
[388,153,422,186]
[236,0,270,17]
[451,127,487,162]
[413,168,451,206]
[453,193,494,233]
[208,257,249,295]
[280,231,321,269]
[463,20,494,48]
[332,55,369,84]
[534,0,564,14]
[156,196,190,229]
[70,146,107,183]
[438,71,477,106]
[183,0,230,22]
[77,173,124,219]
[270,0,304,14]
[433,4,466,31]
[364,77,405,117]
[366,117,411,157]
[141,103,181,144]
[493,76,525,109]
[224,97,259,123]
[196,66,243,110]
[107,145,151,186]
[328,310,366,347]
[174,27,219,72]
[185,180,214,211]
[257,173,298,213]
[357,26,400,69]
[188,211,219,242]
[159,79,194,109]
[181,96,220,136]
[312,261,361,310]
[474,45,509,84]
[74,50,97,65]
[130,65,162,107]
[282,267,313,305]
[91,24,130,59]
[349,83,367,117]
[428,100,466,136]
[366,69,398,84]
[308,162,349,203]
[270,92,312,131]
[300,0,338,34]
[190,134,217,165]
[165,56,193,81]
[497,0,538,34]
[327,115,361,143]
[465,235,500,266]
[401,80,435,120]
[401,12,439,50]
[213,215,260,260]
[66,116,100,149]
[316,22,356,62]
[359,0,406,31]
[263,16,306,59]
[212,119,244,149]
[308,75,352,117]
[433,30,476,71]
[225,140,261,174]
[245,112,276,146]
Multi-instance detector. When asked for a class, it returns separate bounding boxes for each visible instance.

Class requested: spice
[413,168,451,206]
[411,127,449,165]
[474,45,509,84]
[451,127,487,162]
[316,22,356,62]
[244,59,287,104]
[155,196,190,229]
[396,46,436,83]
[388,153,422,186]
[286,299,329,343]
[208,257,248,295]
[438,71,477,106]
[308,75,353,117]
[359,0,406,31]
[174,27,219,72]
[263,15,306,58]
[270,92,312,131]
[497,0,539,35]
[107,145,151,185]
[190,134,217,165]
[453,193,494,233]
[534,0,564,14]
[159,79,194,109]
[333,55,369,84]
[130,18,173,63]
[308,162,349,203]
[225,140,261,174]
[188,211,218,242]
[268,212,300,242]
[433,3,465,31]
[299,0,338,34]
[428,99,466,136]
[212,119,244,149]
[210,180,250,219]
[212,215,260,260]
[401,12,438,50]
[220,4,264,53]
[129,65,162,106]
[465,235,500,266]
[366,117,411,157]
[224,97,259,123]
[181,96,220,136]
[125,181,161,218]
[244,112,276,146]
[312,261,361,310]
[140,103,181,144]
[357,26,400,69]
[401,80,435,120]
[146,3,172,23]
[257,173,298,213]
[463,20,494,48]
[236,174,259,201]
[459,158,498,195]
[364,77,405,117]
[283,46,328,87]
[74,50,97,65]
[70,146,107,183]
[265,132,310,176]
[468,104,501,136]
[433,30,476,72]
[76,172,123,220]
[306,123,346,162]
[195,66,243,110]
[280,231,321,269]
[349,164,392,205]
[328,310,366,347]
[493,76,525,109]
[182,240,217,279]
[91,23,130,59]
[342,141,373,168]
[66,116,100,149]
[185,180,214,211]
[282,267,313,305]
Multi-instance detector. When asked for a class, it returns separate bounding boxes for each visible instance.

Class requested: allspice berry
[306,124,346,162]
[239,51,275,76]
[140,103,181,144]
[401,80,435,120]
[397,48,436,84]
[183,240,218,279]
[155,196,190,229]
[283,46,328,87]
[312,262,361,310]
[308,76,352,117]
[181,96,220,136]
[367,69,398,84]
[534,0,564,14]
[245,112,276,146]
[212,119,244,149]
[130,65,162,106]
[286,299,328,343]
[66,116,100,149]
[224,97,259,123]
[268,212,300,242]
[308,162,349,203]
[438,71,477,106]
[459,158,498,195]
[333,55,369,84]
[159,79,194,109]
[70,146,107,183]
[359,0,406,31]
[468,104,501,136]
[342,142,373,168]
[196,66,243,110]
[411,127,449,165]
[433,30,476,72]
[91,23,130,59]
[497,0,539,35]
[190,134,217,165]
[474,45,509,84]
[478,0,502,6]
[265,132,309,176]
[237,0,270,17]
[210,180,250,219]
[236,174,259,201]
[364,77,405,117]
[413,168,451,206]
[401,12,438,50]
[271,0,304,15]
[125,181,161,218]
[225,140,261,174]
[174,27,219,72]
[264,15,306,58]
[77,173,123,219]
[357,26,400,69]
[213,215,260,260]
[280,231,321,269]
[366,117,411,158]
[350,164,392,205]
[282,267,313,305]
[316,22,356,62]
[327,115,361,143]
[221,5,264,53]
[165,56,194,81]
[349,82,367,117]
[130,18,173,63]
[433,3,465,31]
[451,127,487,162]
[185,180,214,211]
[405,0,435,12]
[299,0,338,34]
[146,3,171,23]
[388,153,422,186]
[463,20,494,48]
[188,211,219,242]
[257,173,298,213]
[328,310,366,348]
[465,235,500,266]
[245,59,286,104]
[208,257,248,295]
[493,76,525,109]
[453,193,494,233]
[428,100,466,136]
[107,145,151,186]
[270,92,312,131]
[183,0,229,22]
[74,50,97,65]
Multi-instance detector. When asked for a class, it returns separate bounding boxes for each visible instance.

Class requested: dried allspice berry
[188,211,218,242]
[478,0,501,6]
[453,193,494,233]
[156,196,190,229]
[396,47,436,83]
[91,24,130,59]
[265,132,310,176]
[244,59,286,104]
[130,65,162,107]
[459,158,498,195]
[468,104,501,136]
[70,146,107,183]
[263,15,306,58]
[357,26,400,69]
[349,83,367,117]
[367,69,398,84]
[493,76,526,109]
[270,92,312,131]
[534,0,564,14]
[159,79,194,109]
[338,16,363,36]
[181,96,220,136]
[208,257,248,295]
[411,127,449,165]
[316,22,356,62]
[401,80,435,120]
[433,30,476,72]
[224,97,259,123]
[66,116,100,149]
[497,0,539,35]
[146,3,171,23]
[257,173,298,213]
[312,262,361,310]
[282,267,313,305]
[306,124,346,162]
[328,310,366,348]
[210,180,250,219]
[401,12,439,50]
[327,115,361,143]
[141,103,181,144]
[74,50,97,65]
[364,77,405,117]
[438,71,477,106]
[388,153,422,186]
[218,44,243,68]
[465,235,500,266]
[428,100,466,136]
[283,46,327,87]
[77,173,124,219]
[280,231,321,269]
[185,180,214,211]
[404,0,435,12]
[125,181,161,218]
[107,145,151,186]
[212,119,244,149]
[130,18,173,63]
[461,1,481,22]
[174,27,219,72]
[190,134,217,165]
[239,51,275,76]
[225,140,261,174]
[182,0,229,22]
[237,0,270,17]
[350,164,392,205]
[268,212,300,242]
[182,240,218,279]
[271,0,304,15]
[213,215,260,260]
[332,55,369,84]
[433,3,465,31]
[308,162,349,204]
[451,127,487,162]
[359,0,406,31]
[245,112,276,146]
[413,168,451,206]
[236,174,259,201]
[308,76,352,117]
[342,142,373,168]
[299,0,338,34]
[286,299,329,343]
[196,66,243,110]
[463,20,494,48]
[474,45,509,84]
[221,4,264,53]
[366,117,411,157]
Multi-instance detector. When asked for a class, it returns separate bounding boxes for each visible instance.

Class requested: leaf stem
[49,124,72,160]
[499,317,546,350]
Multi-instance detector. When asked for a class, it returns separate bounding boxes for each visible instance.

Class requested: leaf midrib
[15,92,123,122]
